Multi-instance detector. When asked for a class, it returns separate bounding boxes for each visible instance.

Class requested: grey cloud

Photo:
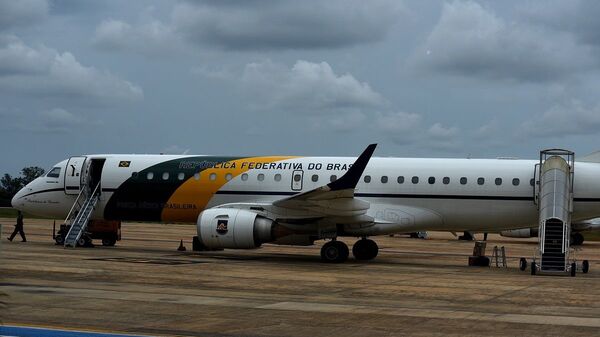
[0,35,143,101]
[427,123,459,140]
[520,100,600,138]
[92,17,182,56]
[0,0,47,30]
[410,1,596,82]
[241,59,386,113]
[172,0,404,50]
[520,0,600,47]
[38,108,82,133]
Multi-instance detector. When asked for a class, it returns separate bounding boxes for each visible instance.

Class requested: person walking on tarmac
[8,211,26,242]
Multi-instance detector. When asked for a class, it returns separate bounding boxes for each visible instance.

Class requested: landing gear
[571,232,584,246]
[531,261,537,275]
[352,238,379,260]
[321,240,349,263]
[458,231,474,241]
[519,257,528,271]
[570,262,577,277]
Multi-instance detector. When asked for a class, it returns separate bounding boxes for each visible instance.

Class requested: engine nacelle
[197,208,278,249]
[500,228,538,238]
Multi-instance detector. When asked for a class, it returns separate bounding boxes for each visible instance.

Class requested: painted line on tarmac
[0,325,151,337]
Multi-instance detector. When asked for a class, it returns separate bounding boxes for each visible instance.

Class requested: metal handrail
[64,186,89,225]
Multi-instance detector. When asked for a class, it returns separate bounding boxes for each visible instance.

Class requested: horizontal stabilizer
[580,150,600,163]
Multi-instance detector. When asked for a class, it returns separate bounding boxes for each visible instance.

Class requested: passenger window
[178,172,185,181]
[330,175,337,182]
[397,176,404,184]
[512,178,520,186]
[257,173,265,181]
[443,177,450,184]
[194,173,200,180]
[364,175,371,183]
[162,172,169,180]
[274,173,282,182]
[428,177,435,184]
[225,173,233,181]
[47,167,61,178]
[312,174,319,182]
[209,173,217,181]
[147,172,154,180]
[131,172,139,179]
[477,177,485,185]
[495,178,502,186]
[241,173,248,181]
[294,174,301,182]
[381,176,388,183]
[460,177,467,185]
[412,176,419,184]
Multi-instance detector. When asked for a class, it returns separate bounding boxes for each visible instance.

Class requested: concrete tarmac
[1,218,600,337]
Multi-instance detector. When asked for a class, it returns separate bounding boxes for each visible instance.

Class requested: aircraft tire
[321,241,349,263]
[571,263,577,277]
[582,260,590,274]
[519,258,527,271]
[352,239,379,260]
[102,237,116,247]
[531,262,537,275]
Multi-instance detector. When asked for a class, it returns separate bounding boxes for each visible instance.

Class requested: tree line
[0,167,45,207]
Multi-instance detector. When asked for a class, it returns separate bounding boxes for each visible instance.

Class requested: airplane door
[291,170,303,191]
[64,156,86,195]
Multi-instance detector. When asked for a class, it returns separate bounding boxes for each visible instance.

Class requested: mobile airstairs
[63,183,100,248]
[529,149,588,276]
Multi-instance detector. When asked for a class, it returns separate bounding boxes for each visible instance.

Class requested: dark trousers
[9,225,26,242]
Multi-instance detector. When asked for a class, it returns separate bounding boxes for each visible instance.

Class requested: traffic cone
[177,239,186,251]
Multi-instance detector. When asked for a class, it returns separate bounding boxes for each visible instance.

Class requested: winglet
[327,144,377,191]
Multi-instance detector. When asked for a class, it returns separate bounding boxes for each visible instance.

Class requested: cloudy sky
[2,0,600,175]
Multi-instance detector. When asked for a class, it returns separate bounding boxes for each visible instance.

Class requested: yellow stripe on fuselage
[161,156,297,222]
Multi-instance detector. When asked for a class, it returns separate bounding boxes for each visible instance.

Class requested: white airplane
[11,144,600,262]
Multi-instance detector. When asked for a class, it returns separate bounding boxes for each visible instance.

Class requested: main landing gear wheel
[531,261,537,275]
[321,241,349,263]
[352,239,379,260]
[571,262,577,277]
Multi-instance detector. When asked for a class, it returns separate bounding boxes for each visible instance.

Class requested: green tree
[0,166,45,206]
[20,166,45,185]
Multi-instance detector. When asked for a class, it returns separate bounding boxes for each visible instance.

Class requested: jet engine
[500,228,538,238]
[197,208,282,249]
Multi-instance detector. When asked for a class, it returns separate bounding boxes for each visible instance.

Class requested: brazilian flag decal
[119,161,131,167]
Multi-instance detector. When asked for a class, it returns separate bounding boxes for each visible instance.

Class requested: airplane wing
[271,143,376,217]
[213,144,377,225]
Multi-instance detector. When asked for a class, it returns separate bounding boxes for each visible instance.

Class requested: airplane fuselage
[12,154,600,234]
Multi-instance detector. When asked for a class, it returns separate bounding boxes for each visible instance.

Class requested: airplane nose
[11,188,24,210]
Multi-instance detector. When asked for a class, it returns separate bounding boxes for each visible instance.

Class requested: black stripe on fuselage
[20,188,65,198]
[214,190,600,202]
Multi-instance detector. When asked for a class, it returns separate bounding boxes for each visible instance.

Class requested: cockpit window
[47,167,61,178]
